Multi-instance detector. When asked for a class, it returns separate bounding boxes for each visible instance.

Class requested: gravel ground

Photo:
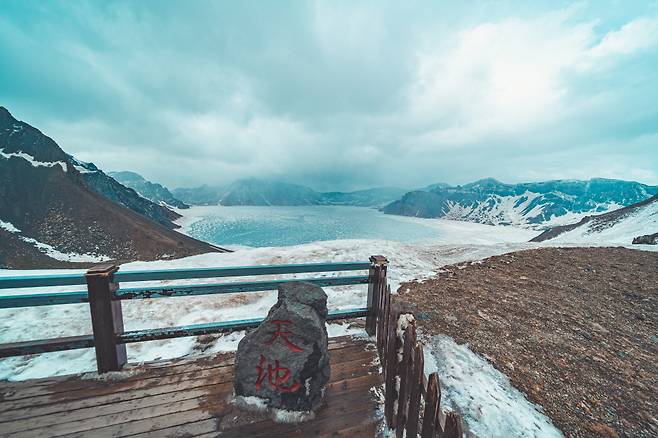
[397,247,657,438]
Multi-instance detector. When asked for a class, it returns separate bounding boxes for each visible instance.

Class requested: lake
[178,205,443,247]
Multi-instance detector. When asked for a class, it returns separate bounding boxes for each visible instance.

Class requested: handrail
[0,273,87,289]
[115,275,370,300]
[0,257,388,373]
[0,308,369,358]
[113,261,371,283]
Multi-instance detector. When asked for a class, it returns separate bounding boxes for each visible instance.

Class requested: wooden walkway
[0,336,383,438]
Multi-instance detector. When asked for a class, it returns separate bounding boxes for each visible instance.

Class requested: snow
[0,218,110,263]
[550,200,658,245]
[0,237,543,382]
[1,206,655,434]
[424,334,564,438]
[0,219,21,233]
[0,148,68,172]
[73,164,97,174]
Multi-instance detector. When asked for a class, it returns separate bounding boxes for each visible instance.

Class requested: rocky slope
[109,171,189,209]
[399,247,658,438]
[383,178,658,228]
[530,193,658,244]
[0,106,224,268]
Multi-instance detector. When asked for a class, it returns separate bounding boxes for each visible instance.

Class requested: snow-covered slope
[531,194,658,245]
[384,178,658,229]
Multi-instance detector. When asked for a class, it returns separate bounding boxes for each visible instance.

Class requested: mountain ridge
[382,177,658,228]
[0,106,224,268]
[173,179,408,208]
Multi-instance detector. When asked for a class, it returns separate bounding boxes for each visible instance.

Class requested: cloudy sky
[1,1,657,190]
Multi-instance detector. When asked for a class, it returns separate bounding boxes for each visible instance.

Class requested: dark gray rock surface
[234,282,330,413]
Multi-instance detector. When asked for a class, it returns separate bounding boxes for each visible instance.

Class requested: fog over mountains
[2,103,656,268]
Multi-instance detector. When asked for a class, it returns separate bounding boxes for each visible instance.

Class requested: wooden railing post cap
[86,263,119,278]
[369,255,388,266]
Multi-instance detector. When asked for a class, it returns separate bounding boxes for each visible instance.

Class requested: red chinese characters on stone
[266,319,304,353]
[255,354,301,393]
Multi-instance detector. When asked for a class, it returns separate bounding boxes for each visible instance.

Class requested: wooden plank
[0,343,375,421]
[1,342,374,418]
[0,335,94,358]
[1,381,231,436]
[405,345,424,438]
[0,336,356,400]
[113,261,371,283]
[0,366,234,422]
[0,291,88,309]
[56,364,380,438]
[0,353,234,401]
[218,373,382,438]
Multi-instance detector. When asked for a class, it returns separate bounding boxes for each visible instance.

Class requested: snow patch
[0,148,68,172]
[0,220,21,233]
[424,334,563,437]
[1,218,110,263]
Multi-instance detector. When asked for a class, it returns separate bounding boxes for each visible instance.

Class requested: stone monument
[234,281,330,421]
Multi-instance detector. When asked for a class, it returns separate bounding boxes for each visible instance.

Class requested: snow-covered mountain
[530,194,658,245]
[109,171,189,209]
[0,106,223,268]
[383,178,658,229]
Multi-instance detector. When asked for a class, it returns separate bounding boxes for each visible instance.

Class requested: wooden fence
[369,256,464,437]
[1,255,463,436]
[0,260,374,372]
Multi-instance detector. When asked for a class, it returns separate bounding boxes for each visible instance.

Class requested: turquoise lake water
[183,206,441,247]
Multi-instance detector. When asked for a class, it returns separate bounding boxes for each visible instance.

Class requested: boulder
[234,281,330,416]
[632,233,658,245]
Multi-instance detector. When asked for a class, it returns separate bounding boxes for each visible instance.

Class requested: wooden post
[421,373,442,438]
[443,411,464,438]
[405,344,424,438]
[384,304,402,426]
[396,323,416,437]
[366,255,387,336]
[86,263,126,373]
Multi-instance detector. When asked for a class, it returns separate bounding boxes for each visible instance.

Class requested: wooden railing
[0,258,386,373]
[369,258,464,437]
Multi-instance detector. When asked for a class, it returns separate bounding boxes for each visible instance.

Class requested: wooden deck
[0,336,383,438]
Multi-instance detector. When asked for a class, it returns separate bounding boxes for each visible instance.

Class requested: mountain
[0,106,225,268]
[175,179,407,208]
[70,160,181,229]
[109,171,189,209]
[320,187,408,208]
[383,178,658,228]
[220,179,321,206]
[530,194,658,244]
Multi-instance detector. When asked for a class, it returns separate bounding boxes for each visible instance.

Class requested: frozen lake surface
[177,205,535,248]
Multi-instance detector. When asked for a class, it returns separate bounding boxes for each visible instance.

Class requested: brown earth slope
[398,247,657,438]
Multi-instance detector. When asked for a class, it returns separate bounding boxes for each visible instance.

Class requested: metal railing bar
[115,275,370,300]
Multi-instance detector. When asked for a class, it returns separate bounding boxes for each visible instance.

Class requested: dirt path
[398,247,657,438]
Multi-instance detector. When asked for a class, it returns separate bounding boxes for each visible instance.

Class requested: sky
[1,0,657,191]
